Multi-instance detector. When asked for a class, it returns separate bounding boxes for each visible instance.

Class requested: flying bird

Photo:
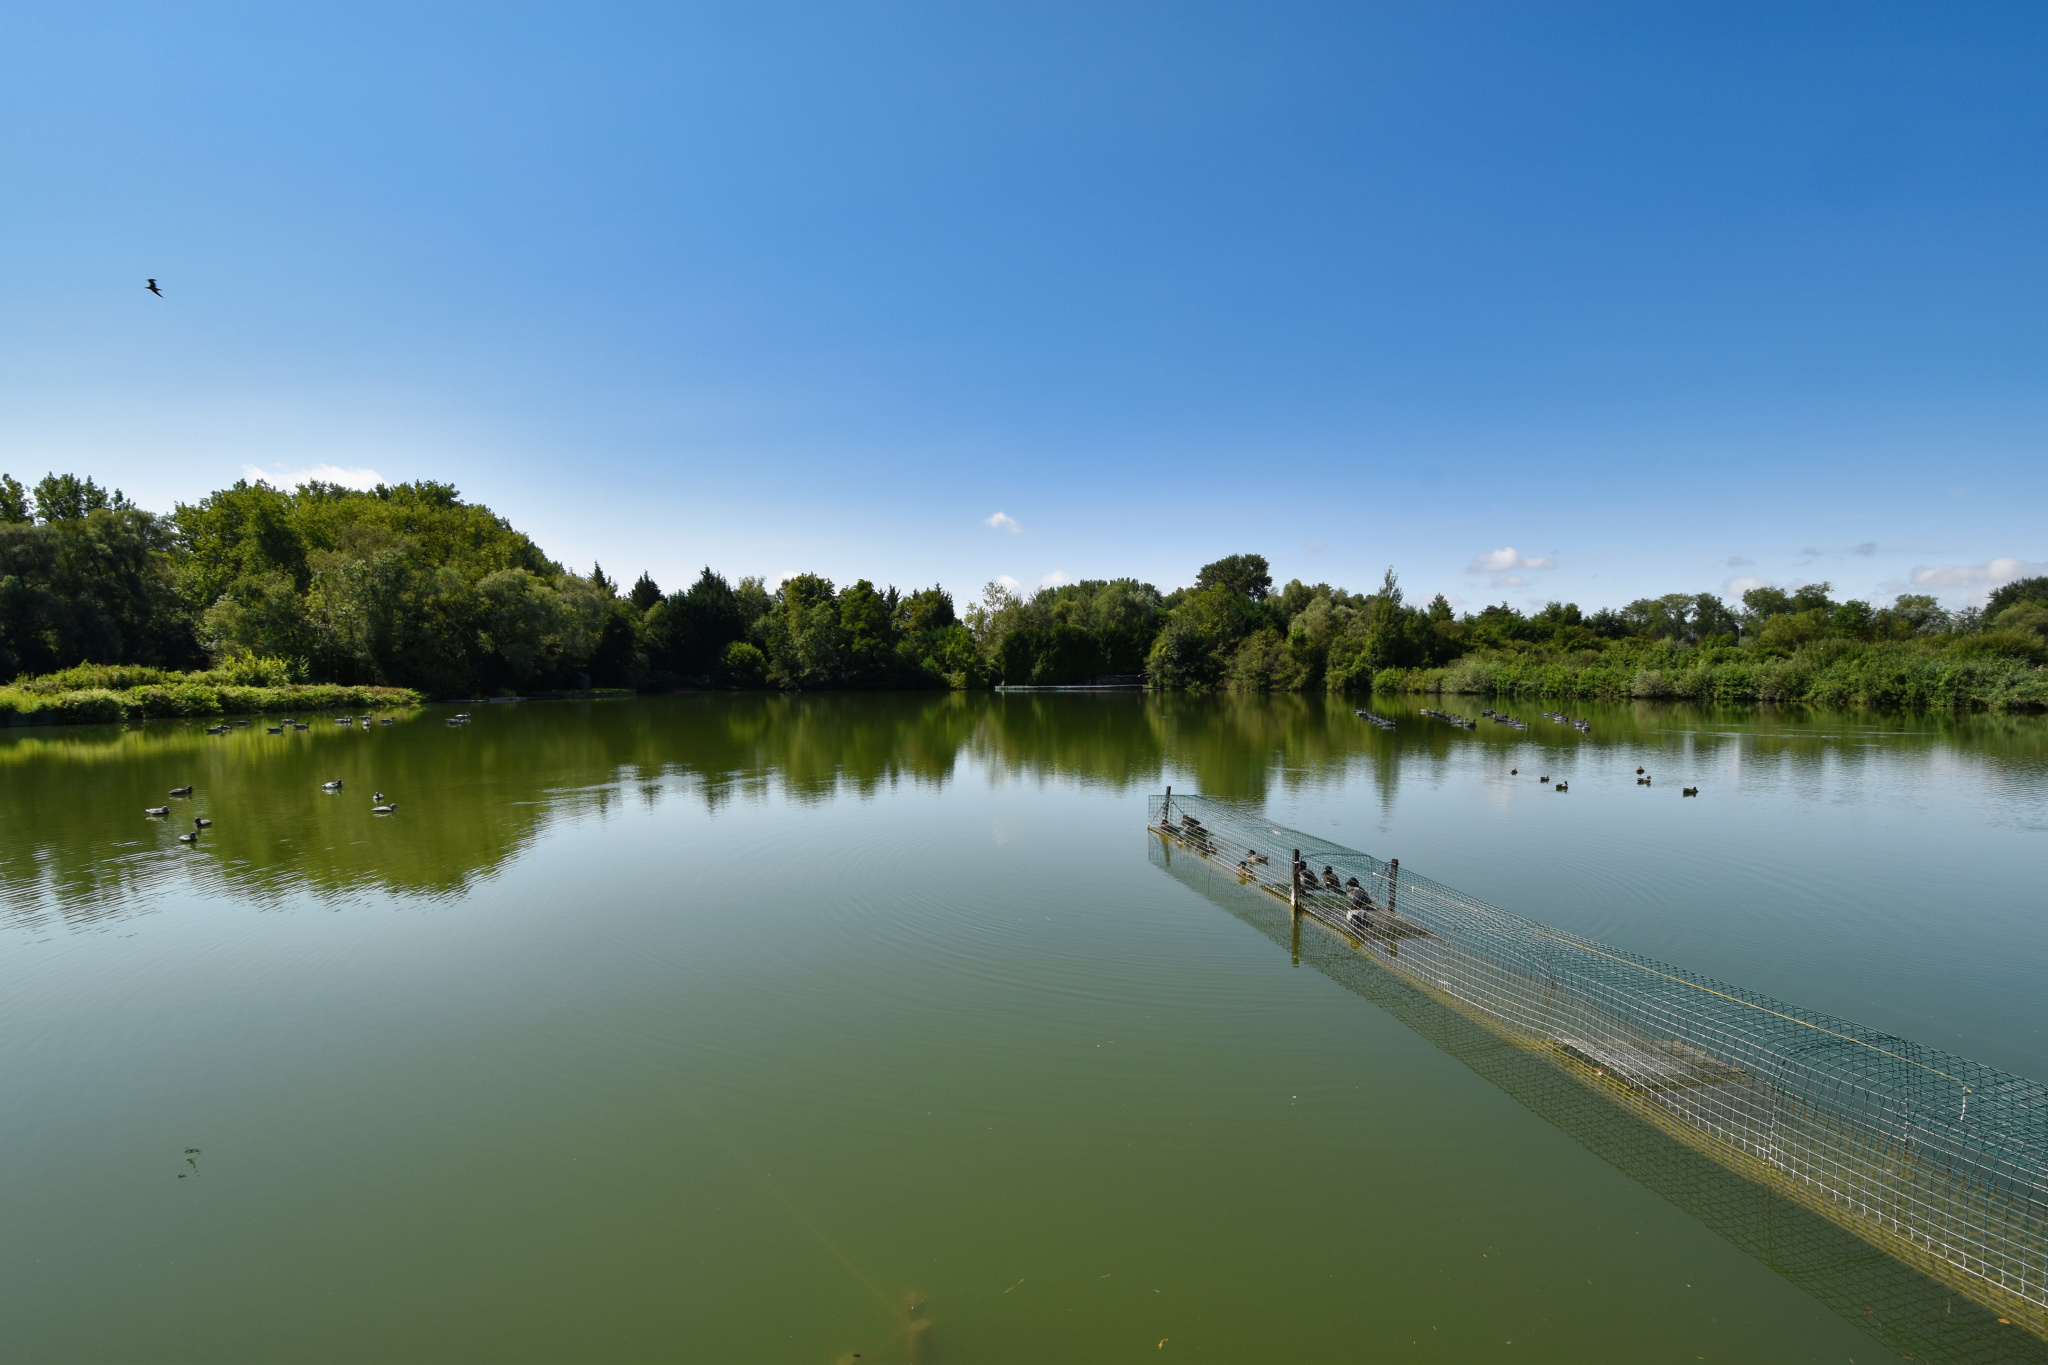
[146,279,163,297]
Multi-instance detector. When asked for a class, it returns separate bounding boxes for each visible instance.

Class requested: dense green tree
[32,473,133,522]
[0,508,200,678]
[629,572,663,613]
[644,568,747,683]
[1987,577,2048,617]
[1194,552,1273,602]
[0,475,29,525]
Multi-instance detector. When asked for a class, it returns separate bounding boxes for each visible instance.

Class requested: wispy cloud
[1724,575,1770,598]
[1910,556,2046,602]
[1726,555,1755,568]
[1039,571,1071,588]
[1466,546,1555,588]
[985,511,1021,534]
[242,462,385,491]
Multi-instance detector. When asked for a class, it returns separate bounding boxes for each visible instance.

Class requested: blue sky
[2,3,2044,613]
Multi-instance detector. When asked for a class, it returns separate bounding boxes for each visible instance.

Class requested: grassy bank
[1369,639,2048,712]
[1,662,420,727]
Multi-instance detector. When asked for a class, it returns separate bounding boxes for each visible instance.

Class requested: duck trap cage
[1148,790,2048,1342]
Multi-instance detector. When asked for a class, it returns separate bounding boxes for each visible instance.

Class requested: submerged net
[1149,790,2048,1340]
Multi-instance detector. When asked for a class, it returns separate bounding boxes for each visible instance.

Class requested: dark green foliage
[584,602,643,687]
[0,475,30,525]
[0,509,201,678]
[629,572,663,613]
[1195,553,1272,602]
[1987,577,2048,617]
[645,568,747,684]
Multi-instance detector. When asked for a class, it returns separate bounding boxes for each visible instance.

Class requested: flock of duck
[1161,811,1397,934]
[1354,706,1702,798]
[144,713,435,841]
[201,714,405,736]
[1499,763,1698,797]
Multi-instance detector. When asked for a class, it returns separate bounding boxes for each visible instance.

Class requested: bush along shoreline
[0,660,419,727]
[1365,640,2048,711]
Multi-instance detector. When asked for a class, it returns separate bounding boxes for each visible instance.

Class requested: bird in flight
[146,279,163,297]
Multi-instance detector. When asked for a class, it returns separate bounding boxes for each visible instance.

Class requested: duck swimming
[193,817,212,828]
[372,804,397,815]
[177,832,198,844]
[321,780,344,790]
[145,806,169,817]
[169,785,194,796]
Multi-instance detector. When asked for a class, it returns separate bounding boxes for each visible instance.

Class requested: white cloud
[984,511,1021,534]
[1910,556,2046,602]
[242,462,385,491]
[996,574,1022,593]
[1039,571,1071,588]
[1466,546,1555,587]
[1724,575,1770,598]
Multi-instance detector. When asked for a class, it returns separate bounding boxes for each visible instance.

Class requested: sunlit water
[2,694,2044,1363]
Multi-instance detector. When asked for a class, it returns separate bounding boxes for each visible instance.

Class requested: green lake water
[2,693,2045,1363]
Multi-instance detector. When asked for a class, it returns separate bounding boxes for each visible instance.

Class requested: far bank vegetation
[2,471,2043,717]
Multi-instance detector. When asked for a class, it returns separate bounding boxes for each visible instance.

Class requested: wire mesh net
[1149,790,2048,1341]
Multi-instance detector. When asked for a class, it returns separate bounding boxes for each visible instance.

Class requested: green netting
[1148,791,2048,1341]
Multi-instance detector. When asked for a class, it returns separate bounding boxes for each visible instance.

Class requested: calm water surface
[2,694,2045,1363]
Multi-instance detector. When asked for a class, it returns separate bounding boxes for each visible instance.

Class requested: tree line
[3,472,2044,700]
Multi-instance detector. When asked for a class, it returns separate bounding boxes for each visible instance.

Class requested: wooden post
[1386,858,1399,919]
[1290,848,1301,915]
[1162,785,1171,829]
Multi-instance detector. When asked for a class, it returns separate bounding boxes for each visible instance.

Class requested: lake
[2,693,2045,1363]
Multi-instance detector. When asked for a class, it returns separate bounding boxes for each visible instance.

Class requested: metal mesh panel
[1148,790,2048,1340]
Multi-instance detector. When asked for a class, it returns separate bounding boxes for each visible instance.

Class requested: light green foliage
[1992,600,2048,641]
[31,473,133,522]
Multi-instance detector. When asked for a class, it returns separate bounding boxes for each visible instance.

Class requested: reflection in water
[4,692,2047,933]
[1152,843,2048,1365]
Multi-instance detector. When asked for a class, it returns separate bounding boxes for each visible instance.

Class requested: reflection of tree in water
[1152,844,2048,1365]
[4,695,2042,930]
